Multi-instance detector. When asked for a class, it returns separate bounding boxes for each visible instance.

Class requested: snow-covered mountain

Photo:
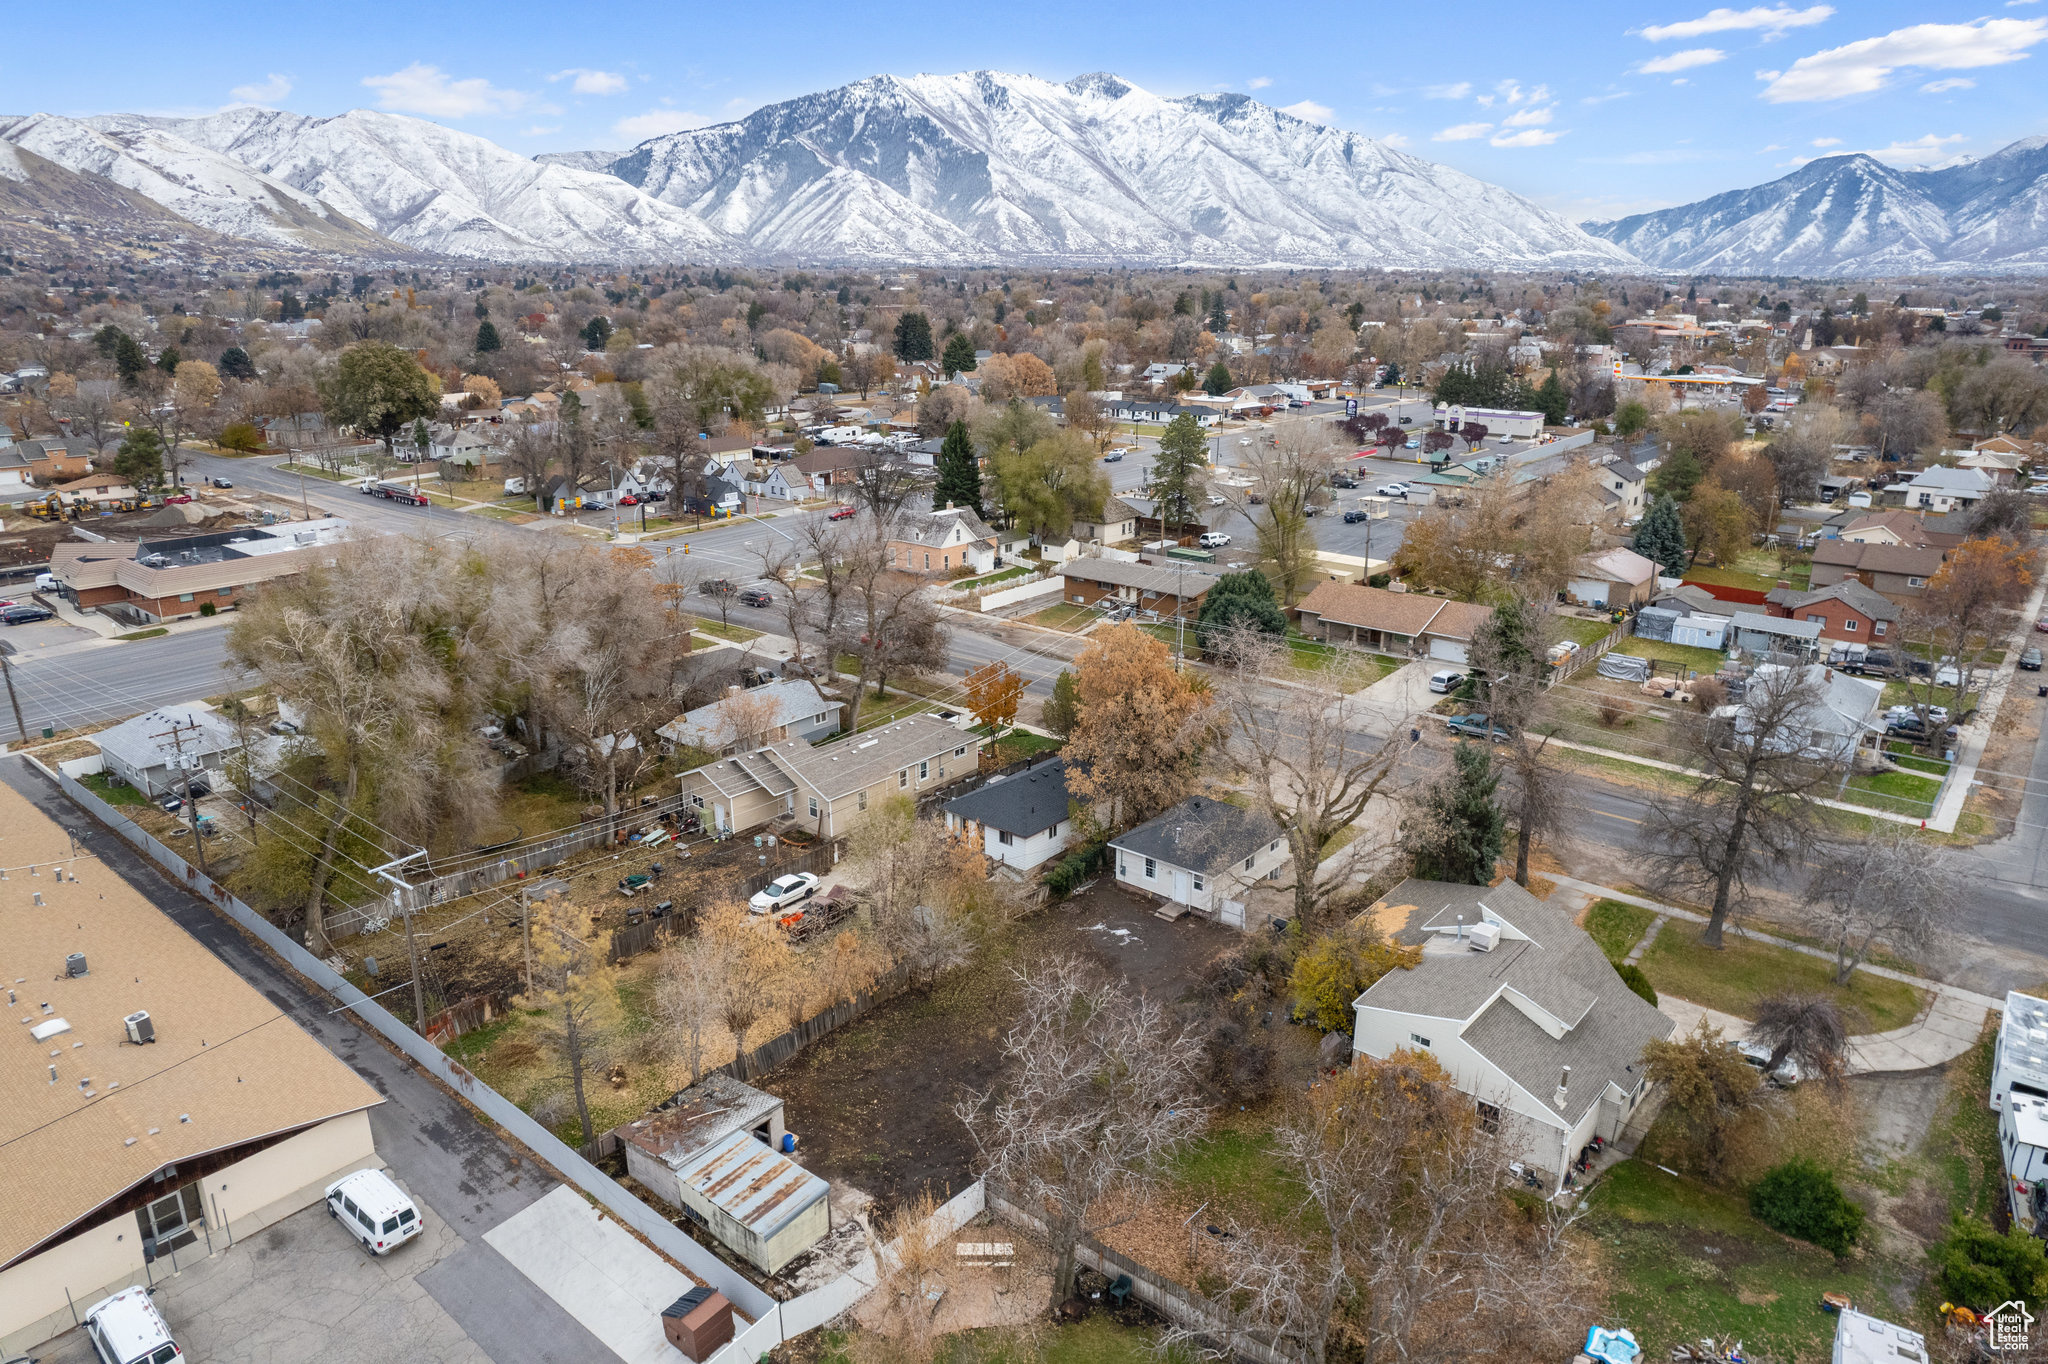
[85,109,728,262]
[1585,139,2048,275]
[592,71,1636,269]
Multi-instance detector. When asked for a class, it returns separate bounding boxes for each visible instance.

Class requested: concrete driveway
[1350,658,1444,731]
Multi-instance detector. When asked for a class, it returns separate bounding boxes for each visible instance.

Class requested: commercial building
[0,779,383,1355]
[47,518,350,625]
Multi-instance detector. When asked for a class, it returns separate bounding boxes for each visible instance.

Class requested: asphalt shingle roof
[1109,796,1281,876]
[943,759,1070,837]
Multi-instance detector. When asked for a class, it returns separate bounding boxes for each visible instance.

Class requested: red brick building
[1762,578,1901,642]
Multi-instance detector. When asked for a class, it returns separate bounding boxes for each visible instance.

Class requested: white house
[1351,879,1674,1187]
[1109,795,1289,925]
[1900,464,1993,513]
[1718,662,1883,767]
[657,680,841,757]
[942,758,1074,871]
[94,705,238,798]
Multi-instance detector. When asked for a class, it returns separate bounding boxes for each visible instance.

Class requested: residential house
[1808,540,1946,601]
[1057,556,1216,619]
[0,781,383,1355]
[1594,459,1648,521]
[429,426,501,470]
[1348,878,1673,1187]
[675,714,981,837]
[1972,434,2040,463]
[3,436,94,485]
[1719,661,1883,766]
[657,680,841,757]
[1728,611,1823,660]
[738,463,811,502]
[1109,795,1289,924]
[94,704,239,797]
[1762,579,1900,643]
[47,518,349,624]
[1290,582,1492,662]
[1565,548,1659,610]
[1896,464,1993,512]
[1651,583,1728,616]
[1069,495,1141,546]
[1954,447,2026,485]
[1139,361,1198,385]
[888,505,1001,575]
[787,448,861,495]
[942,757,1075,871]
[1823,508,1965,549]
[51,473,139,508]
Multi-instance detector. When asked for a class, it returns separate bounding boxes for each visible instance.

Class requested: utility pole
[369,850,430,1024]
[1173,558,1188,669]
[151,717,210,879]
[0,653,27,746]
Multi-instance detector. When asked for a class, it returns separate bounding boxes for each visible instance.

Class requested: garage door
[1428,637,1469,664]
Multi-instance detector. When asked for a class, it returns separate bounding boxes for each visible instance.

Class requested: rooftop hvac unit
[65,952,88,977]
[1468,922,1502,953]
[125,1011,156,1044]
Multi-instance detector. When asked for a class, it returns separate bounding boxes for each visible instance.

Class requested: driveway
[37,1190,490,1364]
[1350,658,1443,731]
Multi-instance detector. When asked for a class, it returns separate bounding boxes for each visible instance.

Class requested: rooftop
[624,1073,784,1172]
[1059,556,1218,597]
[0,779,381,1268]
[1833,1310,1926,1364]
[1110,795,1281,877]
[675,1129,828,1240]
[943,759,1070,837]
[2001,991,2048,1081]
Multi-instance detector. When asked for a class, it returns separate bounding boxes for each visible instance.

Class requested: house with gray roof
[94,704,239,798]
[1351,878,1674,1187]
[1730,610,1822,660]
[887,505,999,575]
[1109,795,1288,924]
[676,713,981,837]
[943,757,1075,871]
[1897,464,1992,513]
[657,680,840,756]
[1718,662,1883,766]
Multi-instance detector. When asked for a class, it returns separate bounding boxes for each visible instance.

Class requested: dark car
[1102,450,1124,462]
[209,475,234,488]
[737,587,774,608]
[1330,475,1359,489]
[698,578,737,596]
[1843,649,1898,677]
[1446,713,1513,742]
[1343,509,1370,523]
[1,604,54,625]
[2022,647,2043,672]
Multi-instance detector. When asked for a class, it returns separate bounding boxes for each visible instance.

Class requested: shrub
[1932,1222,2048,1310]
[1289,926,1421,1032]
[1044,841,1107,897]
[198,601,216,617]
[1749,1158,1863,1255]
[1367,573,1392,589]
[216,421,266,453]
[1596,695,1636,727]
[1612,961,1657,1007]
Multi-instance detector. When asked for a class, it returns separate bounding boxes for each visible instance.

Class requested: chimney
[1554,1065,1572,1110]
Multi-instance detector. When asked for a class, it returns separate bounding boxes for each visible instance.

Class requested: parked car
[208,475,233,488]
[82,1285,182,1364]
[750,871,820,914]
[1343,508,1370,523]
[617,494,639,506]
[2037,618,2048,634]
[1735,1038,1802,1087]
[1404,439,1420,450]
[1427,669,1466,694]
[1376,482,1409,497]
[1446,713,1512,741]
[1197,531,1232,548]
[162,493,193,505]
[1330,475,1359,489]
[737,587,773,608]
[828,505,857,521]
[1,604,54,624]
[1103,450,1123,462]
[1934,659,1964,688]
[2021,647,2043,672]
[326,1168,422,1256]
[1843,649,1898,677]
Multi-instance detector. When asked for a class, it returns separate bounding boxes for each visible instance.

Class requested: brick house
[1763,578,1901,643]
[1808,540,1947,602]
[887,506,999,575]
[1057,557,1216,619]
[1,436,93,485]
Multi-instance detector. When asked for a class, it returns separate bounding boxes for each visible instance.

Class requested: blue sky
[17,1,2048,223]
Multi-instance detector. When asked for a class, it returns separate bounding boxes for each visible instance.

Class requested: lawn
[1927,1022,2006,1225]
[1584,898,1656,960]
[466,505,535,522]
[1681,564,1777,593]
[691,617,763,643]
[1839,768,1943,818]
[1884,741,1951,776]
[1165,1127,1307,1229]
[80,771,150,807]
[1557,615,1620,646]
[952,564,1034,592]
[1610,635,1729,680]
[276,460,361,482]
[1880,681,1979,714]
[1584,1160,1906,1364]
[1284,633,1402,691]
[1636,919,1926,1033]
[950,1318,1167,1364]
[115,627,169,641]
[1031,603,1100,632]
[988,731,1064,765]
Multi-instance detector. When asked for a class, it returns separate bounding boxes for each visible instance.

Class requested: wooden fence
[421,993,501,1046]
[718,960,915,1081]
[1549,622,1628,688]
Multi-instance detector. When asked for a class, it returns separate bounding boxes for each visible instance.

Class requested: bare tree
[1242,421,1339,602]
[1806,826,1959,984]
[1750,993,1848,1085]
[957,955,1208,1313]
[1213,625,1405,931]
[654,932,726,1089]
[847,446,920,521]
[1899,535,2037,725]
[1639,663,1837,946]
[1467,593,1571,886]
[839,524,950,727]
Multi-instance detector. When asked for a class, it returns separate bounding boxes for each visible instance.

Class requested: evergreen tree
[1151,413,1210,533]
[114,332,148,386]
[941,332,977,375]
[93,324,125,360]
[1042,668,1080,737]
[1633,495,1689,577]
[113,428,165,491]
[474,320,502,353]
[1196,570,1287,655]
[1406,743,1505,885]
[1203,360,1234,396]
[1534,369,1569,426]
[1208,296,1229,333]
[934,420,984,519]
[581,316,613,350]
[155,346,182,375]
[894,311,934,363]
[279,291,305,322]
[216,346,257,381]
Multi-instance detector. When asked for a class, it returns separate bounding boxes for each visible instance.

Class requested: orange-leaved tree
[1062,623,1211,830]
[964,659,1024,736]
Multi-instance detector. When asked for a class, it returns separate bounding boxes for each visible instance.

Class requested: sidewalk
[1929,569,2048,832]
[1547,873,1995,1074]
[34,599,237,657]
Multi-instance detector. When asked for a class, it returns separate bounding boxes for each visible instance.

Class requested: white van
[326,1169,422,1255]
[503,476,527,496]
[82,1286,181,1364]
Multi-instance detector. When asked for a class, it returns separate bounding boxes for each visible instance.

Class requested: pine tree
[934,420,984,519]
[894,311,934,363]
[474,320,503,353]
[581,316,612,350]
[217,346,257,381]
[941,332,977,375]
[1151,413,1210,534]
[114,332,148,386]
[1535,369,1569,425]
[1203,361,1234,396]
[1406,743,1505,885]
[1042,669,1080,737]
[1633,495,1689,577]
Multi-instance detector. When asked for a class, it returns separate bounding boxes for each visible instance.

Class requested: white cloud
[1477,80,1550,109]
[1502,104,1555,127]
[1380,132,1412,147]
[1581,90,1634,104]
[230,74,292,105]
[1279,99,1333,122]
[1761,18,2048,101]
[1922,76,1978,91]
[549,68,629,96]
[1639,5,1834,41]
[1760,142,1784,150]
[1491,127,1564,147]
[1638,47,1727,73]
[613,108,708,142]
[1423,81,1472,99]
[1672,77,1690,84]
[1434,121,1495,141]
[1862,132,1970,164]
[363,63,530,117]
[2010,1,2041,7]
[1811,136,1843,146]
[1247,76,1272,90]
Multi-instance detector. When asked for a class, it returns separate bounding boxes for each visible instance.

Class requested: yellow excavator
[22,493,76,522]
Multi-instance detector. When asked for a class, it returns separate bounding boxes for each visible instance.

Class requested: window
[998,830,1015,845]
[1269,840,1280,853]
[924,553,931,570]
[1119,859,1127,877]
[954,746,967,758]
[1143,857,1156,880]
[1191,872,1204,892]
[1907,576,1927,588]
[1476,1100,1500,1134]
[178,592,194,602]
[899,769,909,788]
[1244,855,1255,873]
[1842,618,1858,632]
[1875,621,1888,637]
[217,587,232,597]
[808,797,819,818]
[382,1215,400,1233]
[858,790,867,811]
[1410,1032,1432,1047]
[691,794,705,809]
[919,760,929,781]
[1806,614,1824,624]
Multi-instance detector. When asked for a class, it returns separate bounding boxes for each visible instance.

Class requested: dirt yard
[758,881,1245,1218]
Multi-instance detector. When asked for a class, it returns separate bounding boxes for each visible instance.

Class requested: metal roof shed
[675,1129,830,1274]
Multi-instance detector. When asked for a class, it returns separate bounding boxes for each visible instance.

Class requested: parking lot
[36,1186,492,1364]
[0,607,97,652]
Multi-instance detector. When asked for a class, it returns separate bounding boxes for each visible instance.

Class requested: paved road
[0,756,620,1364]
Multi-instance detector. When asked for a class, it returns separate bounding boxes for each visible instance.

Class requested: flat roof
[0,778,381,1267]
[2001,991,2048,1080]
[625,1073,783,1171]
[1833,1308,1926,1364]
